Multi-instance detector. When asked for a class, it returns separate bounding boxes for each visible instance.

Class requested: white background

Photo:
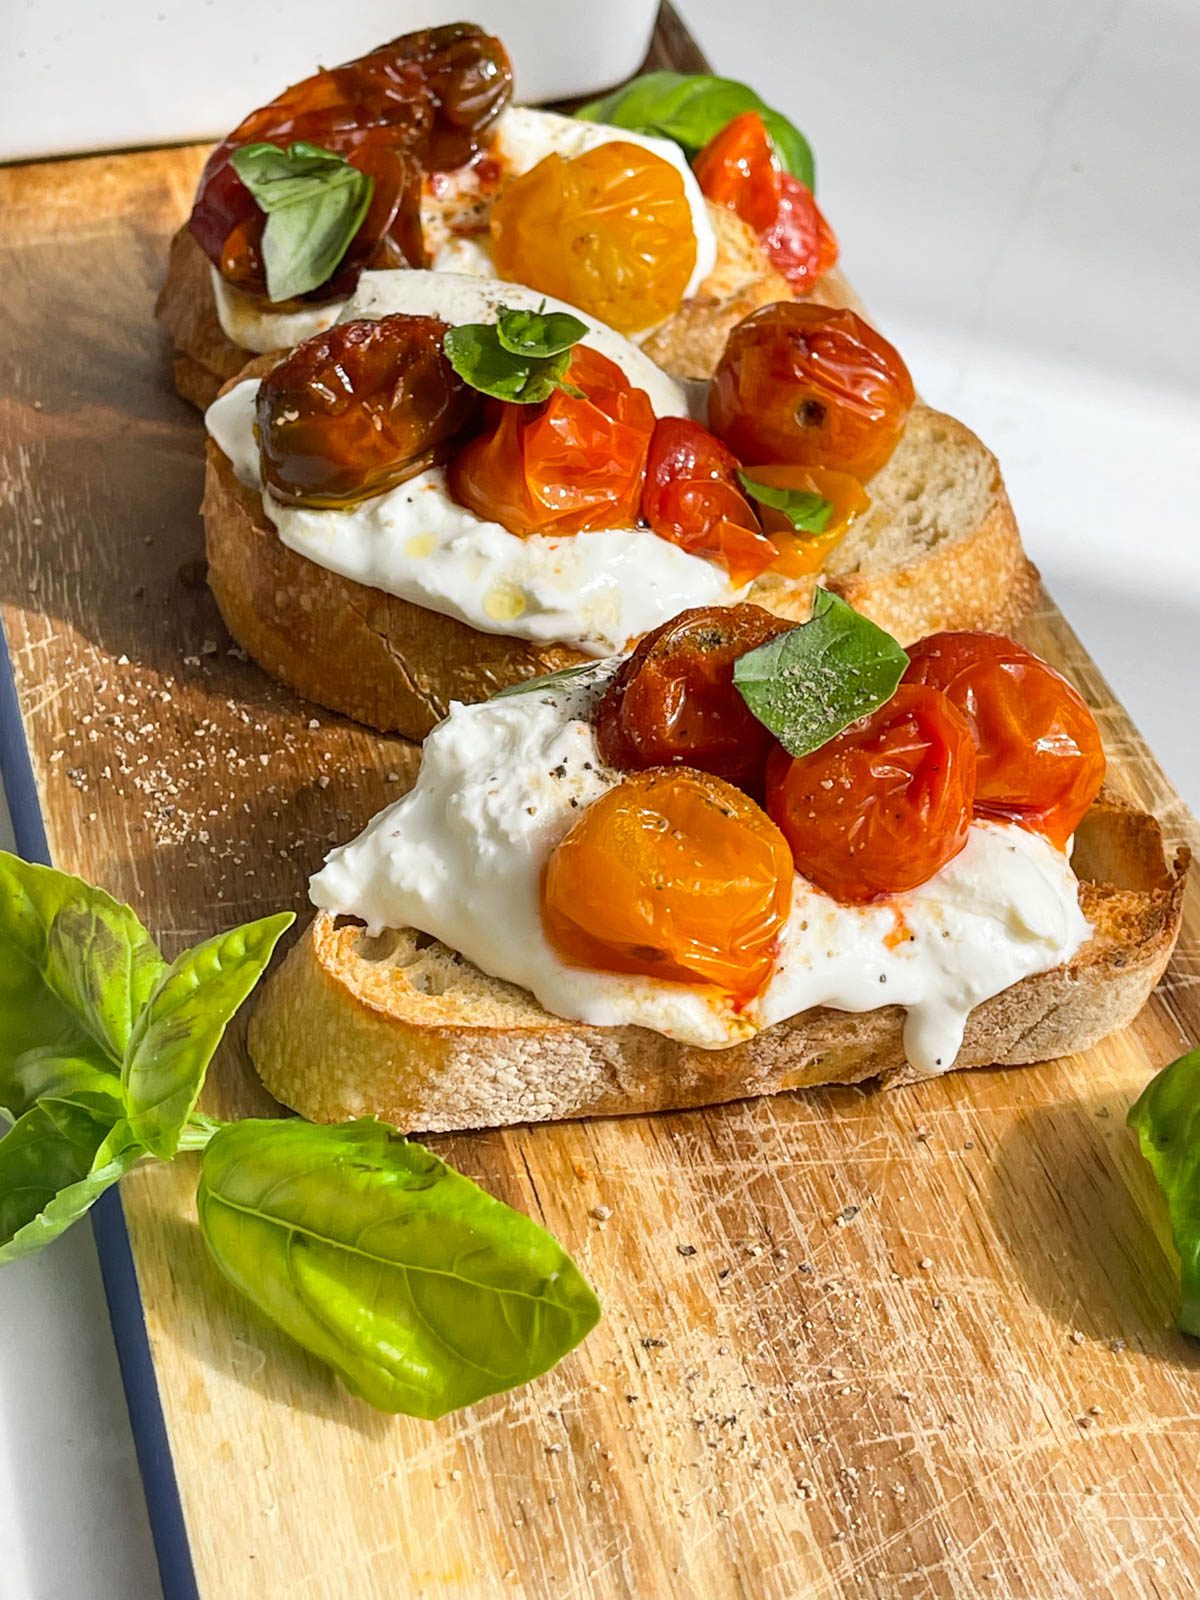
[1,2,1197,1594]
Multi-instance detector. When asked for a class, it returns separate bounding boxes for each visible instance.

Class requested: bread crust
[155,228,249,410]
[247,794,1189,1133]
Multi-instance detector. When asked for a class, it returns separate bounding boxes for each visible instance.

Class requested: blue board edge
[0,615,201,1600]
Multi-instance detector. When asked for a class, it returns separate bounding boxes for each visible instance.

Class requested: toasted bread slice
[203,362,1036,737]
[247,795,1188,1133]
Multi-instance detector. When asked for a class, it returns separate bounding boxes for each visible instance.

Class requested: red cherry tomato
[762,174,839,292]
[190,25,513,299]
[641,418,779,585]
[765,684,976,903]
[692,111,782,234]
[594,603,795,789]
[447,345,655,537]
[903,632,1106,847]
[541,767,793,999]
[256,314,479,507]
[709,302,915,480]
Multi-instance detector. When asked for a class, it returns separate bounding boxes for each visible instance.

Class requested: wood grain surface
[3,10,1200,1598]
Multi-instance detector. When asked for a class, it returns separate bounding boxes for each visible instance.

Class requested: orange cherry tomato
[641,418,779,585]
[594,603,795,789]
[761,174,839,293]
[447,345,655,537]
[765,684,976,904]
[256,314,480,507]
[191,25,513,300]
[709,302,915,480]
[903,632,1106,847]
[490,142,698,335]
[692,111,782,235]
[739,462,870,578]
[541,767,793,999]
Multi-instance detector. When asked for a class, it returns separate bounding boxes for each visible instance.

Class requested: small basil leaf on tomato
[738,473,835,535]
[577,71,815,191]
[495,305,588,360]
[1128,1048,1200,1336]
[229,141,374,304]
[733,589,908,759]
[444,321,580,404]
[494,661,605,700]
[197,1118,602,1417]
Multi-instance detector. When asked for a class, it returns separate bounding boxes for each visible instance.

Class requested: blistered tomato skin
[595,604,795,789]
[709,303,915,480]
[761,174,839,293]
[190,24,513,299]
[904,632,1106,848]
[256,314,480,507]
[447,345,656,537]
[692,111,782,234]
[490,143,698,336]
[765,684,977,904]
[541,768,793,999]
[641,418,778,585]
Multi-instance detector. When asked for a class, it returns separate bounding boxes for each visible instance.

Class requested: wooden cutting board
[3,9,1200,1598]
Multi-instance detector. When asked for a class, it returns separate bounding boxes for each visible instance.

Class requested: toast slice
[247,794,1188,1133]
[203,376,1037,737]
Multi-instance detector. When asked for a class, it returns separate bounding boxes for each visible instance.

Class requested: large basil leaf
[0,852,165,1117]
[733,588,909,758]
[123,913,293,1161]
[577,71,815,191]
[0,1099,140,1264]
[1128,1048,1200,1334]
[197,1119,601,1417]
[229,141,374,303]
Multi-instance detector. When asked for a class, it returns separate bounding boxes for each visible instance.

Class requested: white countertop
[2,3,1197,1594]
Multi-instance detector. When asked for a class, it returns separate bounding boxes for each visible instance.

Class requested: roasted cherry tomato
[765,684,976,903]
[709,302,915,480]
[738,462,870,578]
[761,174,839,293]
[692,111,782,234]
[641,418,779,585]
[903,632,1105,847]
[256,314,479,507]
[190,25,512,299]
[541,767,793,998]
[447,345,655,537]
[595,604,795,789]
[490,143,698,336]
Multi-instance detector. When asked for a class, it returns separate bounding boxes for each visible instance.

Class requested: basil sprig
[495,661,603,699]
[738,472,835,535]
[1128,1048,1200,1335]
[0,852,599,1414]
[733,590,909,758]
[229,140,374,303]
[576,71,815,192]
[444,304,588,403]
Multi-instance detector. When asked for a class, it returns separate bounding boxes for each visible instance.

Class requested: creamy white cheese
[204,274,742,655]
[211,269,348,354]
[422,106,717,300]
[310,679,1092,1073]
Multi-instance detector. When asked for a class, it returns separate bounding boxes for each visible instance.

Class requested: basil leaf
[1128,1048,1200,1334]
[443,319,581,404]
[494,661,602,699]
[0,851,166,1118]
[495,305,588,359]
[123,913,293,1161]
[230,141,374,303]
[197,1119,601,1417]
[577,71,815,191]
[738,472,834,535]
[0,1100,140,1265]
[733,589,909,758]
